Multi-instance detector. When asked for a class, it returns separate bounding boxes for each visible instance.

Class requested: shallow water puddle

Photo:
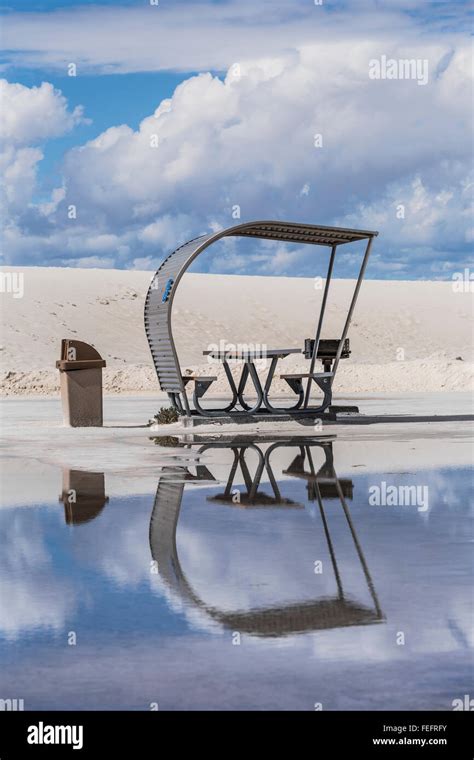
[0,436,472,710]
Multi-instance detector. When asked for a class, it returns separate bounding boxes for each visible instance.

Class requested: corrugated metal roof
[230,221,378,246]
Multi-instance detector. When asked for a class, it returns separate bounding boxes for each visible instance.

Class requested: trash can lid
[56,339,106,371]
[56,359,106,371]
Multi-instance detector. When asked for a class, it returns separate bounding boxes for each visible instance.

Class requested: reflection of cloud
[1,462,472,661]
[1,632,471,711]
[0,512,76,638]
[0,577,75,639]
[176,515,350,612]
[98,518,150,588]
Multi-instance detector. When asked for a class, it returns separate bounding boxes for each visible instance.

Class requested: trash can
[56,339,106,427]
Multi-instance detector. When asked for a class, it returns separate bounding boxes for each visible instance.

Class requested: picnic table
[203,347,305,413]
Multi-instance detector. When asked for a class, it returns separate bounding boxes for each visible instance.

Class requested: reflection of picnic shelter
[144,221,378,417]
[149,438,384,637]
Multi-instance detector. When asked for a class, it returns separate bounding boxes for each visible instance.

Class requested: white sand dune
[1,266,472,396]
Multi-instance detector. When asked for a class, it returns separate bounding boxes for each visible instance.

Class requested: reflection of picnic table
[200,441,303,507]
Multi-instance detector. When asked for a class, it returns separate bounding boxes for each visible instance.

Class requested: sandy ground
[1,267,472,396]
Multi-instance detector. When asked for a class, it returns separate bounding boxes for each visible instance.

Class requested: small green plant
[149,435,180,447]
[152,406,180,425]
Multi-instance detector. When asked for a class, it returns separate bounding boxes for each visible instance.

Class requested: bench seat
[279,372,333,380]
[279,371,333,408]
[181,375,217,402]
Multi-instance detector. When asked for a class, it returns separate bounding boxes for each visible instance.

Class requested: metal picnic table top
[203,347,303,360]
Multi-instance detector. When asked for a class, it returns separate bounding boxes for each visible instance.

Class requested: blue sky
[0,0,472,278]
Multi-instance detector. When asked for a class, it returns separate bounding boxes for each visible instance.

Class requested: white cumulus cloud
[0,79,85,231]
[0,21,472,277]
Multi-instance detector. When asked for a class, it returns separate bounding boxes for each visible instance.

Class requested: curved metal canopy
[144,220,378,413]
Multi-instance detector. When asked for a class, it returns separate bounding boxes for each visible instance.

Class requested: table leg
[237,361,263,413]
[264,448,283,503]
[262,357,304,413]
[223,448,240,497]
[193,359,238,416]
[247,444,266,501]
[245,361,264,413]
[222,360,238,411]
[239,447,254,493]
[236,364,251,410]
